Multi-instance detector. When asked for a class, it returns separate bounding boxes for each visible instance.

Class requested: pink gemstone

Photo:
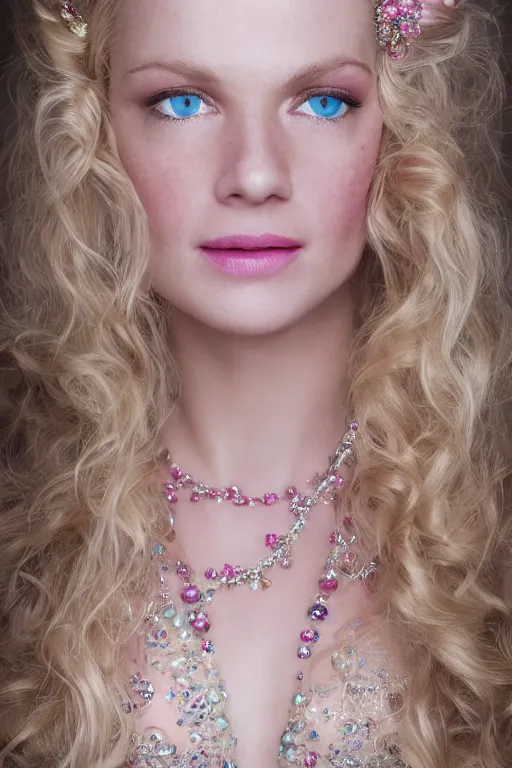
[204,568,217,580]
[350,421,358,431]
[208,488,219,499]
[263,493,279,506]
[177,565,190,579]
[335,475,344,488]
[191,612,211,632]
[265,533,278,548]
[241,495,250,506]
[383,5,399,19]
[300,629,316,642]
[329,531,337,544]
[344,551,356,563]
[305,752,319,767]
[226,487,237,500]
[343,516,353,528]
[165,492,178,504]
[320,578,339,592]
[400,21,412,34]
[234,566,244,575]
[221,563,235,579]
[171,465,183,481]
[180,585,201,604]
[190,492,200,502]
[285,486,298,499]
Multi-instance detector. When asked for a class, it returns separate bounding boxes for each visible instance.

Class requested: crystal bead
[308,603,329,621]
[319,577,339,592]
[161,604,176,620]
[190,611,211,632]
[297,645,312,659]
[221,563,235,579]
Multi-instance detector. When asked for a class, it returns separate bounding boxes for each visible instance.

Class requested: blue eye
[156,93,205,119]
[299,94,349,121]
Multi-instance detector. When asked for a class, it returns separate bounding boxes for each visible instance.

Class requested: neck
[161,283,356,492]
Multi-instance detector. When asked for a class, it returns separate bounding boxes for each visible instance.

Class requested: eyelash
[145,86,363,126]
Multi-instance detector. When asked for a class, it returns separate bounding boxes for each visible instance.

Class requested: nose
[213,107,293,207]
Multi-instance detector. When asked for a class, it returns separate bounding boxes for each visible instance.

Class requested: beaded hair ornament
[59,0,457,58]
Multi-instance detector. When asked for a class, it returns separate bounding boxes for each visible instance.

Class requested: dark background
[0,1,510,184]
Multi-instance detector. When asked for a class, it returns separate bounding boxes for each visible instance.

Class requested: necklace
[160,420,359,590]
[160,419,359,509]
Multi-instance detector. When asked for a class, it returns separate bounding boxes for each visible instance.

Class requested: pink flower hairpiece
[60,1,87,39]
[375,0,457,60]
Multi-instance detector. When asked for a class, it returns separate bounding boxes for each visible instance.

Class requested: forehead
[111,0,377,76]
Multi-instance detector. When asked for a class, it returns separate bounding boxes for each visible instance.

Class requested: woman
[0,0,511,766]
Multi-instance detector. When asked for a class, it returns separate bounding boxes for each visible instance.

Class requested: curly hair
[0,1,511,767]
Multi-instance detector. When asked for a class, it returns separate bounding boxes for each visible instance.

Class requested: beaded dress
[123,535,408,768]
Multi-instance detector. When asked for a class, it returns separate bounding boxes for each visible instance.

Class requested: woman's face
[109,0,383,335]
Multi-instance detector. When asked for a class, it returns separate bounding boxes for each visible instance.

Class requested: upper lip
[200,233,303,249]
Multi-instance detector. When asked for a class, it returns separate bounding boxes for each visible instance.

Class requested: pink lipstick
[200,233,303,277]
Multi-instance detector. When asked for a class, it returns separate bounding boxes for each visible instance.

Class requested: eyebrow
[125,54,373,83]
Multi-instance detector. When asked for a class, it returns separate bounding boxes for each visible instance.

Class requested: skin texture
[109,0,384,762]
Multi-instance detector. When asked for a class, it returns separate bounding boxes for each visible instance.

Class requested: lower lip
[200,247,301,276]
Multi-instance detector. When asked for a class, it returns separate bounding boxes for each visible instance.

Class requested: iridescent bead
[161,604,176,620]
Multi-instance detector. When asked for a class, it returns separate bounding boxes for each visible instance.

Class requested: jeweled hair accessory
[60,1,87,38]
[375,0,457,60]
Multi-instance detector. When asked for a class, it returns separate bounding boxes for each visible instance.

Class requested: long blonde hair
[0,1,511,767]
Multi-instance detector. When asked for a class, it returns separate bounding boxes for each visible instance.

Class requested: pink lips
[200,233,303,277]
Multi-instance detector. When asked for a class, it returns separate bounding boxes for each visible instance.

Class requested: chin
[165,280,350,338]
[172,300,312,337]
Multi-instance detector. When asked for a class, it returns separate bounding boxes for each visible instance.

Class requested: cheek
[321,140,379,238]
[114,133,194,240]
[327,147,376,235]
